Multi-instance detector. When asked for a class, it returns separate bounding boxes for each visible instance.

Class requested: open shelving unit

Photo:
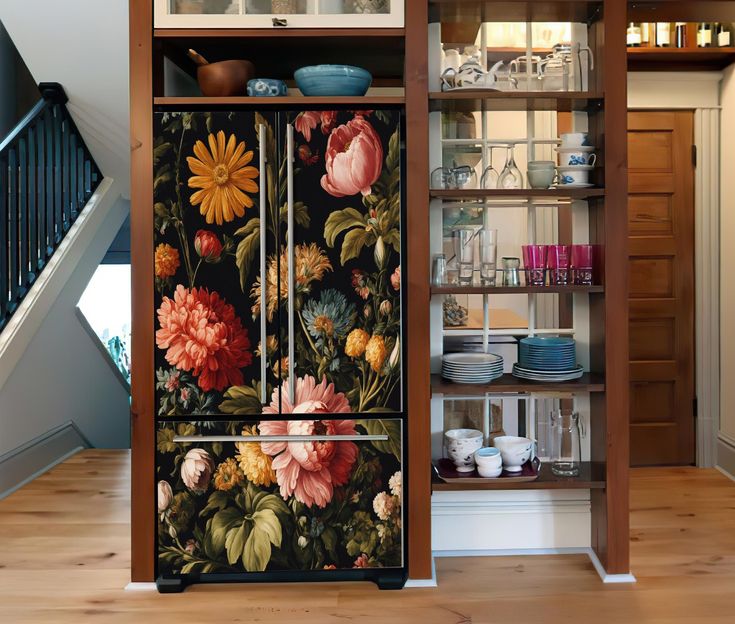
[426,0,630,577]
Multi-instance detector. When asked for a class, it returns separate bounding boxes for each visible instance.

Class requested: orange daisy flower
[187,130,259,225]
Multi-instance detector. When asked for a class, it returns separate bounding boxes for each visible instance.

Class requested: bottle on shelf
[675,23,687,48]
[627,22,642,48]
[698,22,713,48]
[656,22,672,47]
[717,23,732,48]
[641,22,652,47]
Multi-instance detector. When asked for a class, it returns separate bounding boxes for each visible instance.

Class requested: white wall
[718,66,735,475]
[0,0,130,198]
[0,194,131,456]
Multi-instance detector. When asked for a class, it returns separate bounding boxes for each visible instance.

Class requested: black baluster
[0,154,7,327]
[69,133,78,220]
[8,148,19,312]
[84,158,91,198]
[76,145,85,209]
[18,136,28,296]
[62,113,71,231]
[27,127,37,284]
[36,117,46,271]
[53,106,62,244]
[44,108,54,256]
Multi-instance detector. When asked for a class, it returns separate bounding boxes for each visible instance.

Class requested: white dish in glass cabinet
[154,0,405,28]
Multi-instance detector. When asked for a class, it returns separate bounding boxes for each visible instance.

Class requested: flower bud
[194,229,223,262]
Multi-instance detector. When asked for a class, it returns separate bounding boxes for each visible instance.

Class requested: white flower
[373,491,395,521]
[298,536,309,548]
[389,471,402,499]
[180,448,214,493]
[157,480,173,513]
[388,338,400,370]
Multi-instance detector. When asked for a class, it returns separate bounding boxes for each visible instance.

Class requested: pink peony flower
[194,229,223,262]
[320,117,383,198]
[158,480,173,513]
[260,376,356,508]
[320,110,338,134]
[156,285,252,392]
[294,111,320,142]
[353,554,371,568]
[390,266,400,291]
[181,448,214,493]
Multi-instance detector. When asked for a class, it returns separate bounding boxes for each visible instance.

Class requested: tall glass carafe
[549,410,583,476]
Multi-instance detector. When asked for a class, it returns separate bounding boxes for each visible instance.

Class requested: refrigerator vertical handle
[286,123,295,405]
[258,123,267,405]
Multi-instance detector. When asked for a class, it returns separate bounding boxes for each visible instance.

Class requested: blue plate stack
[513,336,584,381]
[442,352,504,385]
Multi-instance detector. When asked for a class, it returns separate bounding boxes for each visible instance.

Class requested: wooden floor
[1,451,734,623]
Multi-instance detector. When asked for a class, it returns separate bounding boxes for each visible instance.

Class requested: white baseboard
[0,421,90,499]
[405,558,437,588]
[124,582,157,591]
[586,549,637,584]
[717,435,735,479]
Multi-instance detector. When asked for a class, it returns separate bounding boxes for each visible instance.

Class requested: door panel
[282,110,403,413]
[627,110,695,466]
[156,418,403,575]
[153,111,280,418]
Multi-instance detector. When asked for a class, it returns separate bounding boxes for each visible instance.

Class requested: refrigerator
[152,108,405,592]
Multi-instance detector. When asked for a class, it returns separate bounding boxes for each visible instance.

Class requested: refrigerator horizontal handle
[172,434,389,443]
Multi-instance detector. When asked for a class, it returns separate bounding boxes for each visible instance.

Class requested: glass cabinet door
[155,0,403,27]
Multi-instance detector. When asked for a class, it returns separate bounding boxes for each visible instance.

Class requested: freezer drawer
[156,418,404,584]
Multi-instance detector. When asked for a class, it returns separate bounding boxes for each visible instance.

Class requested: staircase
[1,83,101,330]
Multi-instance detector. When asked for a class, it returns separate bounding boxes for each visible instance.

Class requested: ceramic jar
[474,447,503,478]
[444,429,484,472]
[492,436,534,472]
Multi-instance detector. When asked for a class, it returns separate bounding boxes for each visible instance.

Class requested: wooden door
[627,111,695,466]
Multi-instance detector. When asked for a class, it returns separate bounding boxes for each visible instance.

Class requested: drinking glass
[549,410,583,477]
[501,257,521,286]
[452,227,476,285]
[522,244,548,286]
[431,166,455,190]
[571,244,594,285]
[498,145,523,189]
[480,146,499,189]
[547,245,571,285]
[478,229,498,285]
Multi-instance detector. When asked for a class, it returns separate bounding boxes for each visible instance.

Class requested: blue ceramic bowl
[293,65,372,97]
[247,78,288,97]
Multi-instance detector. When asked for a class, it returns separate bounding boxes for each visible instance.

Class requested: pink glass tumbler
[547,245,571,285]
[522,245,547,286]
[571,244,594,285]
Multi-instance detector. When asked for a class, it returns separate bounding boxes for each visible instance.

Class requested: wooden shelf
[628,47,735,71]
[431,461,606,491]
[429,90,604,113]
[154,28,405,38]
[430,188,605,201]
[154,96,406,106]
[431,373,606,395]
[629,2,735,23]
[429,0,603,24]
[432,285,604,295]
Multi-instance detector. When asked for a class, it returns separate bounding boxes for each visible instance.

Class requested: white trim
[405,558,437,588]
[0,178,122,391]
[124,582,157,592]
[586,549,637,584]
[628,74,722,468]
[716,465,735,482]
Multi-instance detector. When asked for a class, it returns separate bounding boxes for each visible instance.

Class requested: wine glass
[480,146,499,189]
[497,145,524,189]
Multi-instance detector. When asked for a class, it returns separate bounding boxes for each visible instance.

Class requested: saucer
[554,183,594,189]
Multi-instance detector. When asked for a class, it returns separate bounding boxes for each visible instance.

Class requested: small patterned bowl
[247,78,288,97]
[294,65,372,96]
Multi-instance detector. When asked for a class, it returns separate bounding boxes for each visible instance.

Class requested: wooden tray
[433,457,541,483]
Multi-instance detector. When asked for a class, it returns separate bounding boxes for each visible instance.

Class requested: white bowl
[493,436,533,472]
[445,429,484,472]
[474,447,503,470]
[477,465,503,478]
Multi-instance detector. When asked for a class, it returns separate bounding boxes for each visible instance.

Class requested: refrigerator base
[155,569,407,593]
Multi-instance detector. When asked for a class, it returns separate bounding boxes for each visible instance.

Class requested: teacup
[557,166,590,186]
[445,429,484,472]
[556,146,596,167]
[560,132,590,148]
[474,447,503,478]
[492,436,534,472]
[527,160,556,170]
[528,168,557,189]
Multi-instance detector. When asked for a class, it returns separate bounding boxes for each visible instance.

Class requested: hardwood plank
[2,452,735,623]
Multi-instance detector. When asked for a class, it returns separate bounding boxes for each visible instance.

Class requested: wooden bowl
[196,60,255,97]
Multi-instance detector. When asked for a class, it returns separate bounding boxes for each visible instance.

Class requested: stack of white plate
[442,353,504,385]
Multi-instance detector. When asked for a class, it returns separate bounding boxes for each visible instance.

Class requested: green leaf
[252,509,282,548]
[153,141,172,167]
[199,490,230,517]
[225,521,248,566]
[358,419,401,461]
[321,527,338,560]
[386,128,400,175]
[154,169,173,192]
[156,427,177,454]
[243,525,272,572]
[254,492,291,522]
[280,201,310,229]
[219,385,263,415]
[234,218,260,292]
[340,228,374,265]
[209,507,242,557]
[383,228,400,253]
[324,208,367,248]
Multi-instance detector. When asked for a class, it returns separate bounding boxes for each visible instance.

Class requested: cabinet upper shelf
[154,95,406,106]
[430,188,605,202]
[627,46,735,71]
[429,91,604,113]
[428,0,603,24]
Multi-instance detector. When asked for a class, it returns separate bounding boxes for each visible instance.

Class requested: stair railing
[1,82,101,330]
